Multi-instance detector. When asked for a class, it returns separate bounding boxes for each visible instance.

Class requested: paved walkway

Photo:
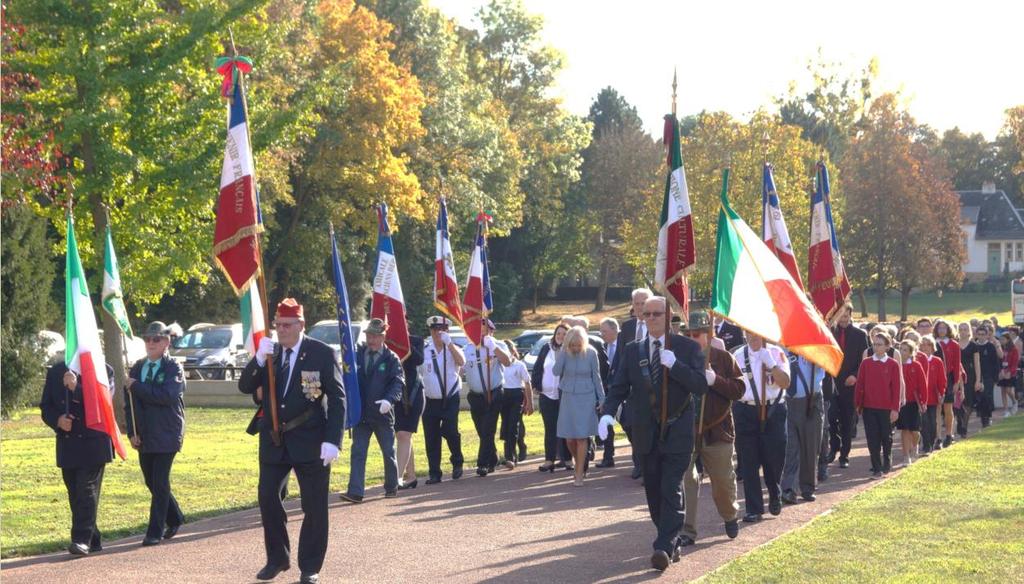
[1,415,989,583]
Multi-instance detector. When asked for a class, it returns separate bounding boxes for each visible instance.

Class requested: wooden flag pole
[229,30,280,446]
[659,69,678,442]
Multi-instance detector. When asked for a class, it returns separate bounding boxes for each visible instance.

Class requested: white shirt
[635,321,647,343]
[647,335,666,359]
[872,354,890,363]
[734,344,790,403]
[541,346,561,400]
[606,340,617,366]
[503,360,530,389]
[418,340,461,399]
[278,335,304,397]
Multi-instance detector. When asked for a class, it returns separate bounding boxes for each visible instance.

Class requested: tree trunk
[877,282,887,322]
[532,285,539,314]
[595,253,610,311]
[900,286,911,322]
[856,288,869,318]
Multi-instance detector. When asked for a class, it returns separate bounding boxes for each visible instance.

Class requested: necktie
[366,350,377,372]
[145,362,157,383]
[651,339,662,387]
[279,348,293,397]
[636,322,644,343]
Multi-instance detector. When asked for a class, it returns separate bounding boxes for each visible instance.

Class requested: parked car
[523,333,605,372]
[511,329,552,355]
[171,323,247,380]
[306,319,368,363]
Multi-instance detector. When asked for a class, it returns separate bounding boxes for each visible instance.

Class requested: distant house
[957,181,1024,281]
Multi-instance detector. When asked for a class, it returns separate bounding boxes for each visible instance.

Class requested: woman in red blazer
[933,319,962,449]
[998,332,1019,418]
[917,336,946,456]
[855,332,902,478]
[897,340,928,466]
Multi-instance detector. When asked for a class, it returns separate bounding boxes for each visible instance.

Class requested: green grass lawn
[699,414,1024,583]
[0,406,548,558]
[858,291,1012,324]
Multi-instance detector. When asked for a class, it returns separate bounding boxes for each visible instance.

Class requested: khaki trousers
[682,437,739,540]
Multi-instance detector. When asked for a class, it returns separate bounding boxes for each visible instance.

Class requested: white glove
[705,368,717,386]
[440,332,452,345]
[376,399,392,415]
[256,337,276,367]
[660,349,677,369]
[320,442,339,466]
[597,414,616,441]
[483,336,496,350]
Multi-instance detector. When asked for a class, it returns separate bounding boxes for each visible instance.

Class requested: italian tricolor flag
[655,114,694,314]
[240,280,265,357]
[711,169,843,377]
[65,215,128,460]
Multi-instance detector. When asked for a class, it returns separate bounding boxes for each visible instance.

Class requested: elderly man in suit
[599,296,709,571]
[609,287,654,479]
[341,318,404,502]
[239,298,345,584]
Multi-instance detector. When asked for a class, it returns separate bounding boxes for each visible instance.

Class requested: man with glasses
[418,315,466,484]
[239,299,345,584]
[598,297,709,571]
[679,310,744,547]
[124,321,186,547]
[611,288,653,480]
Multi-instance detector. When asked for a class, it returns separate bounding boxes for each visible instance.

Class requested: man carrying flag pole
[40,206,126,556]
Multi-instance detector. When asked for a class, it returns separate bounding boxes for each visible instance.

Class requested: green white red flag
[655,114,694,314]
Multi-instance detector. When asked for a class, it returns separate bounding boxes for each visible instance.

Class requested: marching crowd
[39,290,1021,581]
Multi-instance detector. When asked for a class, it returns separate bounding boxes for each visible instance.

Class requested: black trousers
[921,405,938,451]
[139,452,184,539]
[539,395,570,462]
[834,386,857,462]
[862,407,893,471]
[734,402,788,515]
[499,388,524,462]
[976,378,995,424]
[62,465,105,546]
[639,416,693,553]
[422,396,464,479]
[468,390,502,469]
[258,460,331,573]
[601,426,616,464]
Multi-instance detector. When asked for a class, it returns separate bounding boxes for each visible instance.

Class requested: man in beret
[125,321,186,547]
[341,318,404,503]
[239,298,345,584]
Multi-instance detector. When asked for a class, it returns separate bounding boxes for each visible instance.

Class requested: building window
[1016,242,1023,262]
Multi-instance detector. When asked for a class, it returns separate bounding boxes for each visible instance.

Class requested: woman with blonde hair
[553,325,605,486]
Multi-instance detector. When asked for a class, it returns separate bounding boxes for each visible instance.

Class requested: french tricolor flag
[762,163,804,290]
[807,161,851,321]
[462,213,492,347]
[434,197,464,326]
[370,204,411,361]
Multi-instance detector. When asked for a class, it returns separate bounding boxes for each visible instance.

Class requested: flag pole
[65,199,73,419]
[104,205,138,438]
[660,70,678,442]
[480,208,492,407]
[229,30,280,446]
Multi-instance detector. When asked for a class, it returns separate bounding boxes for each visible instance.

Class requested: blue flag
[331,227,361,429]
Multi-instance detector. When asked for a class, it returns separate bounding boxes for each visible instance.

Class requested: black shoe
[425,476,441,485]
[631,468,643,480]
[553,460,567,469]
[68,542,89,556]
[595,460,615,468]
[142,535,161,546]
[678,535,695,547]
[476,467,489,477]
[943,435,953,448]
[563,464,575,472]
[518,443,528,461]
[89,540,102,553]
[255,563,290,581]
[871,471,883,479]
[769,497,782,516]
[882,459,891,473]
[452,467,464,480]
[651,550,671,571]
[671,545,681,563]
[300,572,320,584]
[742,513,762,523]
[725,520,739,538]
[539,463,555,473]
[163,524,180,540]
[487,465,496,474]
[781,490,798,505]
[398,479,418,490]
[340,493,363,503]
[801,492,817,502]
[384,490,398,498]
[838,459,849,469]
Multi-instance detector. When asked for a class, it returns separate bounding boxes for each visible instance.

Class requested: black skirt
[394,386,425,433]
[896,403,921,431]
[943,373,956,404]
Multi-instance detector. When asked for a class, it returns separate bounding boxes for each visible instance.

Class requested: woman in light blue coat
[554,326,605,486]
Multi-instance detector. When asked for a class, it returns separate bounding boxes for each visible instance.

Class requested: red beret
[276,298,304,320]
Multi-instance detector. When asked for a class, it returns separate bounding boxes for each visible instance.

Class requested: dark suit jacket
[715,320,744,352]
[588,337,610,384]
[40,363,115,468]
[612,317,641,376]
[356,344,404,425]
[125,355,186,453]
[239,336,345,464]
[603,333,708,455]
[823,324,868,399]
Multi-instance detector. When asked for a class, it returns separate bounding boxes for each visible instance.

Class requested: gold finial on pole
[671,67,678,116]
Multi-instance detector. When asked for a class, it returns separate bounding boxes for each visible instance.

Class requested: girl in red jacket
[933,319,962,449]
[917,336,946,456]
[855,331,902,478]
[897,340,928,466]
[998,332,1019,418]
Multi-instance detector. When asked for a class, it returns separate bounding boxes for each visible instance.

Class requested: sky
[431,0,1023,140]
